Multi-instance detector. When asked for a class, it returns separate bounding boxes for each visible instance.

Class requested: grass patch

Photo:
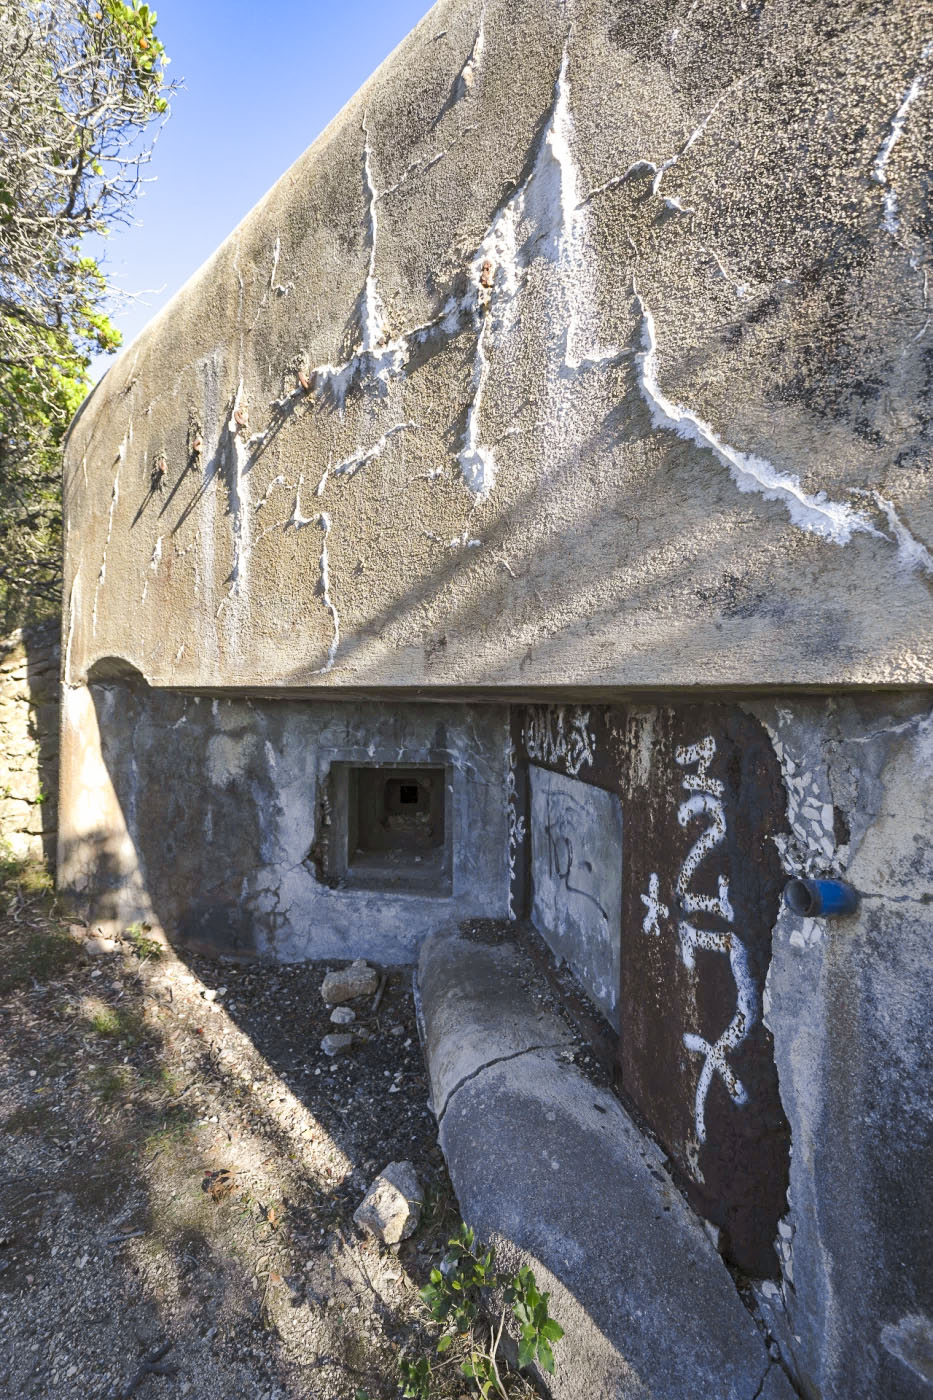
[83,1000,147,1044]
[88,1005,121,1035]
[0,846,77,994]
[143,1105,197,1157]
[0,845,53,895]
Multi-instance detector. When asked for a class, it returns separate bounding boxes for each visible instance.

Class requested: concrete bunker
[56,0,933,1395]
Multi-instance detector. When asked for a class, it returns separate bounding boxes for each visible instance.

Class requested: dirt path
[0,863,541,1400]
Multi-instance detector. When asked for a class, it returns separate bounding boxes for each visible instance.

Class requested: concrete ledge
[417,924,572,1117]
[418,928,796,1400]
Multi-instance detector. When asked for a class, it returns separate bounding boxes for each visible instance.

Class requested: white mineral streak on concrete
[227,380,252,596]
[871,492,933,574]
[459,314,497,496]
[286,478,318,531]
[361,125,389,355]
[459,43,599,493]
[315,513,340,674]
[269,235,293,297]
[294,127,412,412]
[662,195,695,216]
[330,422,418,481]
[456,5,486,97]
[91,434,126,635]
[64,572,79,686]
[376,124,478,206]
[583,87,733,210]
[873,45,932,236]
[254,474,287,511]
[546,49,593,371]
[634,287,876,544]
[140,535,163,604]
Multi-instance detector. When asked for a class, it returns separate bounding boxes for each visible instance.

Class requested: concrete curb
[418,927,796,1400]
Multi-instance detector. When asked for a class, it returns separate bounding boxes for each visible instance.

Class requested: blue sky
[90,0,435,379]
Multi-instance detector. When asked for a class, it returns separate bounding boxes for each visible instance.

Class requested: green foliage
[125,920,162,960]
[420,1223,496,1336]
[397,1354,432,1399]
[0,0,174,629]
[408,1221,563,1398]
[506,1266,564,1374]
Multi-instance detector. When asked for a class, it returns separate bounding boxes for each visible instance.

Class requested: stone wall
[0,621,59,866]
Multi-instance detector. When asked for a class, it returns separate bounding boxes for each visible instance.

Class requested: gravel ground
[0,865,548,1400]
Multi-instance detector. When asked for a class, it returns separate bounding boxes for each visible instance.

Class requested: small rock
[320,960,379,1004]
[329,1006,356,1025]
[203,989,217,1002]
[353,1161,422,1245]
[84,935,117,956]
[321,1033,356,1057]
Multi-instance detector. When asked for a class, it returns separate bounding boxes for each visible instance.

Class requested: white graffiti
[639,735,758,1145]
[640,872,668,936]
[524,705,595,777]
[506,736,527,921]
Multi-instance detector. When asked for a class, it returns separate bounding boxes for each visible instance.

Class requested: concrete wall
[513,696,933,1398]
[529,763,623,1027]
[61,0,932,695]
[748,695,933,1400]
[59,686,511,962]
[0,623,59,865]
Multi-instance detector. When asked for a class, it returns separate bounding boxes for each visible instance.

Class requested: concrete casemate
[56,2,933,1399]
[62,0,932,695]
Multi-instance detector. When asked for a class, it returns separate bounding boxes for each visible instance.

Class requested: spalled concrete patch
[419,926,794,1400]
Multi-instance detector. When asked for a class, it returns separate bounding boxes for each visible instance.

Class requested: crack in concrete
[435,1041,567,1126]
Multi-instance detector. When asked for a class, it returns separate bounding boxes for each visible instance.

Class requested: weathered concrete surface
[744,695,933,1400]
[529,763,623,1027]
[0,623,59,864]
[514,702,792,1279]
[419,929,794,1400]
[418,927,572,1117]
[58,687,511,961]
[63,0,932,695]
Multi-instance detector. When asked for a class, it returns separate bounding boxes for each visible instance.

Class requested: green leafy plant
[125,921,162,960]
[421,1223,495,1337]
[506,1266,564,1373]
[397,1354,432,1399]
[406,1221,564,1398]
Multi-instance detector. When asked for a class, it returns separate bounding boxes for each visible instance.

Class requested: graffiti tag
[524,705,595,777]
[639,736,757,1144]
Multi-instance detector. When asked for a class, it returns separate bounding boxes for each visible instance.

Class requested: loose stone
[320,960,379,1004]
[353,1161,422,1244]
